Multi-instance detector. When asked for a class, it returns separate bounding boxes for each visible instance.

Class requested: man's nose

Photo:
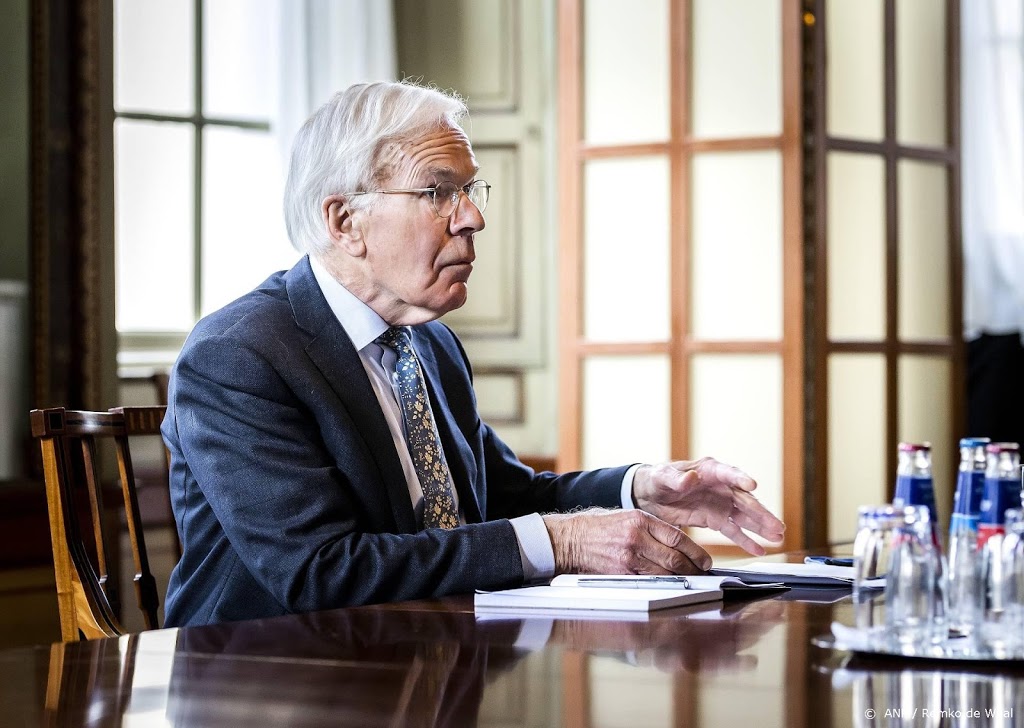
[449,191,485,236]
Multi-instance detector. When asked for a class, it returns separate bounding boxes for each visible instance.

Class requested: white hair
[283,80,469,255]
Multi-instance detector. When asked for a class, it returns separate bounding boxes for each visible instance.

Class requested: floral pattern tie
[377,327,459,529]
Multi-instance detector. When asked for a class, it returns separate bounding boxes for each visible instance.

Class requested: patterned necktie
[377,326,459,529]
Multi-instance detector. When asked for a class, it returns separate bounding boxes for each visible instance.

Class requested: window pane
[203,0,280,120]
[691,151,782,340]
[826,0,884,141]
[583,156,670,342]
[827,152,886,340]
[114,0,194,114]
[898,160,949,340]
[828,354,887,543]
[691,0,781,138]
[201,126,297,317]
[115,119,194,331]
[582,355,670,469]
[583,0,670,145]
[896,0,947,147]
[689,354,782,546]
[899,356,952,527]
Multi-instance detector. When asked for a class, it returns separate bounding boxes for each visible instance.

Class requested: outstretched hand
[631,458,785,556]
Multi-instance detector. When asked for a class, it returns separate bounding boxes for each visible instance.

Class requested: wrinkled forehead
[387,125,479,186]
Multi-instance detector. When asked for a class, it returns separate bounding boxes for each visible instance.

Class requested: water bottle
[893,442,948,634]
[978,442,1022,655]
[946,437,989,635]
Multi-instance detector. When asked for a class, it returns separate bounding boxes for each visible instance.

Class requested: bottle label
[978,476,1023,526]
[949,512,979,537]
[978,523,1004,547]
[895,474,937,516]
[952,470,986,517]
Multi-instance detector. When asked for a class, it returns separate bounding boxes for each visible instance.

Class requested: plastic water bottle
[946,437,989,635]
[892,442,947,635]
[978,442,1022,654]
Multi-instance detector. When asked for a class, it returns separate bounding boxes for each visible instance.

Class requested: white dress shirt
[309,256,638,580]
[962,1,1024,342]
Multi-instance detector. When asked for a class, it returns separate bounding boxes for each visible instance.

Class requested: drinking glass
[1002,509,1024,656]
[885,505,942,652]
[852,505,904,641]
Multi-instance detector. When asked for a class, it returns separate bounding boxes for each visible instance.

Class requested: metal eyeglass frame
[343,180,490,218]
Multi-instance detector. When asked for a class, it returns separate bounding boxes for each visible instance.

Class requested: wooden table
[3,551,1023,727]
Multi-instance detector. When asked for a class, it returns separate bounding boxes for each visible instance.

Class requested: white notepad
[474,580,723,613]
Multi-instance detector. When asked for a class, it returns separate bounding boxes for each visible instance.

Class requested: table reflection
[28,588,1024,728]
[831,658,1024,728]
[36,596,791,727]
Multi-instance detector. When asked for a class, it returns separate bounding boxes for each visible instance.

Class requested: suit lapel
[413,329,483,524]
[285,258,417,534]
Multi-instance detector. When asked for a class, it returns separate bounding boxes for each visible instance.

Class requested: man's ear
[322,194,365,257]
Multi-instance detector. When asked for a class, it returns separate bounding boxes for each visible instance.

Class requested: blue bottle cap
[959,437,991,448]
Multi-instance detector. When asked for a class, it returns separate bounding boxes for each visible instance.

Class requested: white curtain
[961,0,1024,340]
[275,0,398,163]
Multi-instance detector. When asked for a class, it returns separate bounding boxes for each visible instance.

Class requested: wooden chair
[30,406,169,641]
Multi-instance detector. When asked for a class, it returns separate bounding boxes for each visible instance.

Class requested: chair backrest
[30,406,168,641]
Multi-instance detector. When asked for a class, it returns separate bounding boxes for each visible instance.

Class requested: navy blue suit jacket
[162,256,627,626]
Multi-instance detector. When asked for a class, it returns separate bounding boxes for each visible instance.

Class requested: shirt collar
[309,255,390,351]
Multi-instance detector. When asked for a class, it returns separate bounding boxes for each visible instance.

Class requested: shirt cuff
[620,463,643,510]
[510,513,555,581]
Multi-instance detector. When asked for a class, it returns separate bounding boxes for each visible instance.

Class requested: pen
[576,577,691,589]
[804,556,854,567]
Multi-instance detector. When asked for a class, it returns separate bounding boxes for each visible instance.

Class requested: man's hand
[631,458,785,556]
[542,508,712,575]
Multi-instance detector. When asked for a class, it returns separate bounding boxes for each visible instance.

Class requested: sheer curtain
[275,0,398,163]
[961,0,1024,340]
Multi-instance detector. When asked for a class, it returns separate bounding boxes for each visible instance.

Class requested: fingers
[717,517,767,556]
[675,458,757,492]
[642,516,712,572]
[729,506,785,543]
[729,491,786,541]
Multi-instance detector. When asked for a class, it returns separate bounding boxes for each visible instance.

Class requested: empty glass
[885,505,943,652]
[1001,509,1024,655]
[852,505,904,642]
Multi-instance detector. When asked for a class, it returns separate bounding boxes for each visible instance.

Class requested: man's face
[352,125,485,325]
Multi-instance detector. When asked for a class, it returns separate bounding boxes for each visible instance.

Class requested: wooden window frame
[805,0,963,546]
[557,0,805,553]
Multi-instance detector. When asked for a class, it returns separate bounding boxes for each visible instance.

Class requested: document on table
[474,578,723,614]
[710,562,884,588]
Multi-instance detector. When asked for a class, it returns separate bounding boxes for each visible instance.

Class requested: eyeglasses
[343,180,490,218]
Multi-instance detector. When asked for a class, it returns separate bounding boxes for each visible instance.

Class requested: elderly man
[162,81,785,627]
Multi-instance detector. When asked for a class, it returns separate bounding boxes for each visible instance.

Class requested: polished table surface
[3,551,1024,727]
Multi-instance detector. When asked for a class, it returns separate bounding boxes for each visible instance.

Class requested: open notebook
[474,577,722,614]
